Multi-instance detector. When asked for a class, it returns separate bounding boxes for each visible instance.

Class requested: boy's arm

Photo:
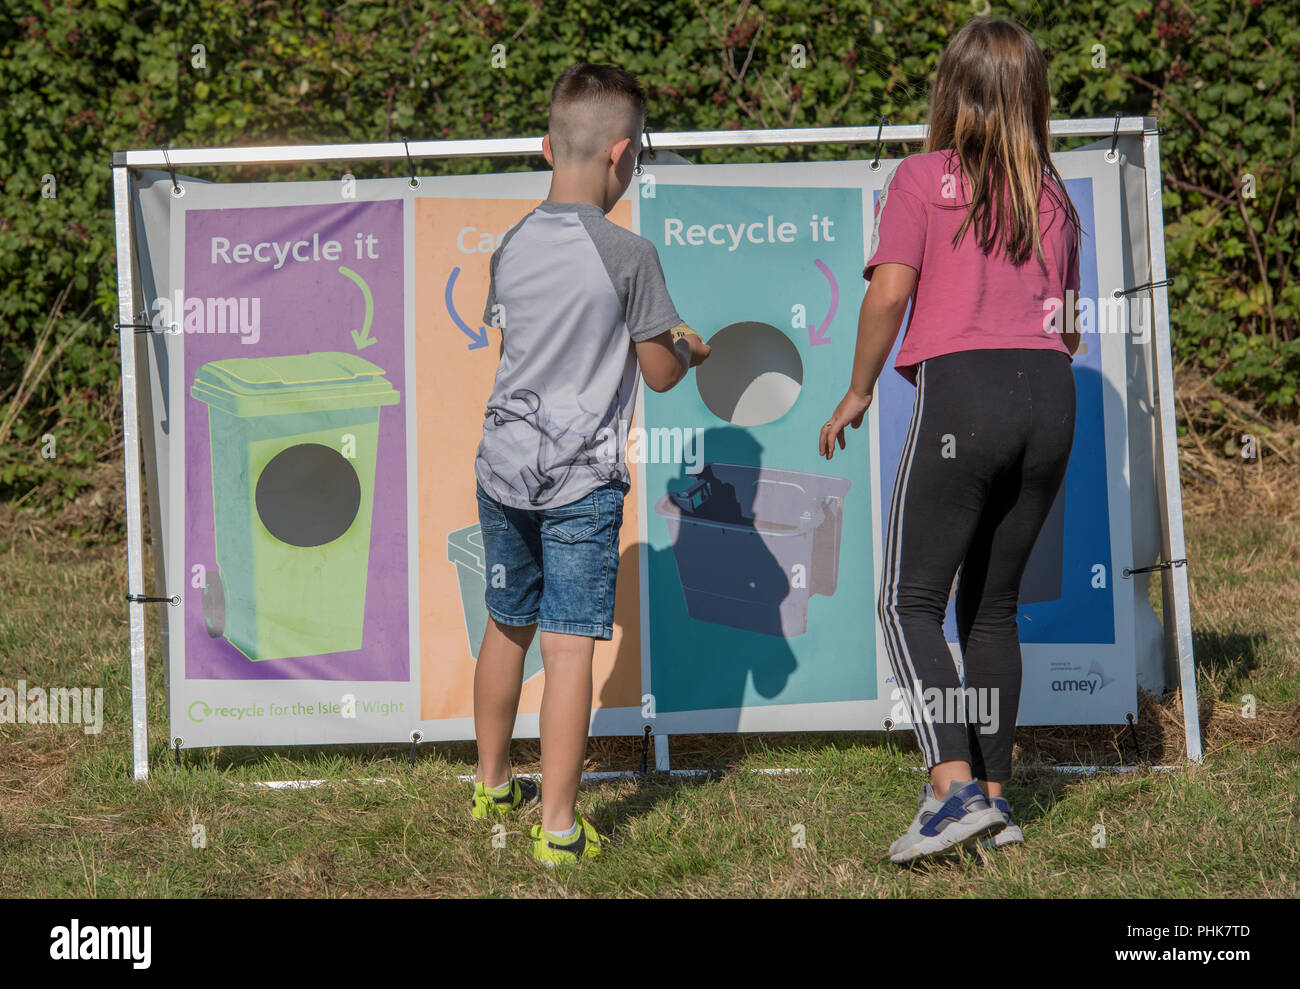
[623,239,709,390]
[636,324,708,392]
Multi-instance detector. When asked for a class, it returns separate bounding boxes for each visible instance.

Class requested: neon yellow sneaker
[469,776,540,820]
[530,813,610,866]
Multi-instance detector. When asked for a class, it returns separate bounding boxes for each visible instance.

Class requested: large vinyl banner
[146,152,1163,749]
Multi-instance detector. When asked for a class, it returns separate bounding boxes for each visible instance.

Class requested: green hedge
[2,0,1296,509]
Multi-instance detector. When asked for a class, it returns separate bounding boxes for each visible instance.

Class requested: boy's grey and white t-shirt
[475,201,683,510]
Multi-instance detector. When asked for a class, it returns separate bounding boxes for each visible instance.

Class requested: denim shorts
[475,479,628,640]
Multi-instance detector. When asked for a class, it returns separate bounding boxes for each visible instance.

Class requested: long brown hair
[924,17,1080,265]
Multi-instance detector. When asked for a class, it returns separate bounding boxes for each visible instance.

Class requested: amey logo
[50,920,151,969]
[1051,660,1116,695]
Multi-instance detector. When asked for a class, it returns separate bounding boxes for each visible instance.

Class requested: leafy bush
[1,0,1296,511]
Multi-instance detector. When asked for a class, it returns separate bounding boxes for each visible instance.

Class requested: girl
[819,16,1082,864]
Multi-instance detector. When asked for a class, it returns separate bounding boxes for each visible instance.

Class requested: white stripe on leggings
[879,362,939,765]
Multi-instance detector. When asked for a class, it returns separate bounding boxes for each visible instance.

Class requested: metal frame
[113,167,151,780]
[1140,118,1200,761]
[111,117,1148,169]
[113,116,1198,780]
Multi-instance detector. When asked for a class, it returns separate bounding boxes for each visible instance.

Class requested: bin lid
[190,351,401,418]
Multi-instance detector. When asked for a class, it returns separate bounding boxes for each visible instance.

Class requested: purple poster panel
[181,200,408,681]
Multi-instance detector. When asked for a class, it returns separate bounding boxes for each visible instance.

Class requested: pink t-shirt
[864,148,1081,384]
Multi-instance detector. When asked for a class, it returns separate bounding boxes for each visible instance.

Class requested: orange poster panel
[414,197,642,722]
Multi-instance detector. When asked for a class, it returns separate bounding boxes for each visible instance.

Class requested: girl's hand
[819,389,873,459]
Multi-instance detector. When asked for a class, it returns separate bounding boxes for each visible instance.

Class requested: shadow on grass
[1013,687,1183,768]
[1193,629,1266,685]
[1005,771,1075,828]
[585,773,718,844]
[156,723,1139,838]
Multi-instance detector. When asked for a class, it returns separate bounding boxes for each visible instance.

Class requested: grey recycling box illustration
[654,463,851,637]
[447,523,545,681]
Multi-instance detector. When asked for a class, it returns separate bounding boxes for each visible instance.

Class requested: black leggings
[877,349,1075,782]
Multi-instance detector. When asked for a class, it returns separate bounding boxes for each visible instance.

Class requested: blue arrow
[445,267,490,350]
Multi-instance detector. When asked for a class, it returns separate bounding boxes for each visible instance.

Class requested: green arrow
[339,265,377,350]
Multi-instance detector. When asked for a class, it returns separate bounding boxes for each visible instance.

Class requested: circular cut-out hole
[255,442,361,547]
[696,321,803,426]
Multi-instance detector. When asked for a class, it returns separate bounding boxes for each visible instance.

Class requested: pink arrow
[809,258,838,347]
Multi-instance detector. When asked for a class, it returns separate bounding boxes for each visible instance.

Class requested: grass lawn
[1,505,1297,897]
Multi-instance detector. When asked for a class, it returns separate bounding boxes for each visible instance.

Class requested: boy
[469,63,710,865]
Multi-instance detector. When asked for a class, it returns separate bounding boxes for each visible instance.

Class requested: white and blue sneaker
[889,780,1007,864]
[978,795,1024,849]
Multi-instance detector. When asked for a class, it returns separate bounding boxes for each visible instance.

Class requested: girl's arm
[819,262,917,458]
[848,263,917,397]
[1063,297,1081,355]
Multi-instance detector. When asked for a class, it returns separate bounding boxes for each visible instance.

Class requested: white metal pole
[113,166,151,780]
[112,117,1149,169]
[1141,119,1201,762]
[654,733,671,772]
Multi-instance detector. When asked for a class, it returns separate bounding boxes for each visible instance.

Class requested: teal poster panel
[639,182,875,717]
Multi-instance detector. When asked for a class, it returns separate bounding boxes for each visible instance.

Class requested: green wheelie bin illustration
[190,352,401,661]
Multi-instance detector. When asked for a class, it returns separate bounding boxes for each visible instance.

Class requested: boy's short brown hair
[548,63,646,163]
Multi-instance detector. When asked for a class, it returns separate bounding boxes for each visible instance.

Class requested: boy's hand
[819,388,873,459]
[670,324,710,367]
[684,331,711,367]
